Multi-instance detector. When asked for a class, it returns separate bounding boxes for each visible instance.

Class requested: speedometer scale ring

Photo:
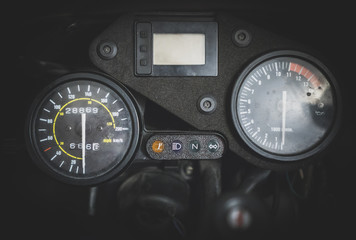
[231,51,340,161]
[27,73,140,185]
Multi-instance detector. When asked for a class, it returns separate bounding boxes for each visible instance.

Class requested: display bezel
[135,21,218,76]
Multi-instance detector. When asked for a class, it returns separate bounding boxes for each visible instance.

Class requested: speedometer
[26,73,140,185]
[231,51,341,161]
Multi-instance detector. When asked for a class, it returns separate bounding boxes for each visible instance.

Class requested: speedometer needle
[81,113,86,174]
[281,91,287,150]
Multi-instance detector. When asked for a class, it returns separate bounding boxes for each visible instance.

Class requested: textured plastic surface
[89,12,322,170]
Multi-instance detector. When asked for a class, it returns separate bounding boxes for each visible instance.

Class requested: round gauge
[231,51,341,161]
[26,73,140,185]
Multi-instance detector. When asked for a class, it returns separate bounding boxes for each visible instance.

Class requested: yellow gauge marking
[53,98,116,160]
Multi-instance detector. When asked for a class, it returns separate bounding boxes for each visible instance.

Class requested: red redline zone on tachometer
[289,62,321,88]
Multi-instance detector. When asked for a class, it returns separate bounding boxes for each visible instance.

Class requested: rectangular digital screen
[153,33,205,65]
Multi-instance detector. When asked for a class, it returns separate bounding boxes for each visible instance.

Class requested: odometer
[231,51,340,161]
[26,73,140,185]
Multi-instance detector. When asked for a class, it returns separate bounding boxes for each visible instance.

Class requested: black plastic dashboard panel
[89,12,333,170]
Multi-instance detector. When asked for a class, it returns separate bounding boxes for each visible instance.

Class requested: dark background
[2,0,355,239]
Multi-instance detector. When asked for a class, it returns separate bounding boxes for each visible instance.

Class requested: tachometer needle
[81,113,86,174]
[281,91,287,150]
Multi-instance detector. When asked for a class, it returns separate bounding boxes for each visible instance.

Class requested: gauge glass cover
[231,52,339,161]
[28,73,139,185]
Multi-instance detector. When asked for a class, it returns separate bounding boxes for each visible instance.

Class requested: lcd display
[153,34,205,65]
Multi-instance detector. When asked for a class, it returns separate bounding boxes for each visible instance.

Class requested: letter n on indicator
[189,140,200,152]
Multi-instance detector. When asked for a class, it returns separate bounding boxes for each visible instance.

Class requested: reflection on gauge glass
[27,73,140,185]
[231,51,340,161]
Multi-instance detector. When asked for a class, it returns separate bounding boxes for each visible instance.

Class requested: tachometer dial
[26,73,140,185]
[231,51,340,161]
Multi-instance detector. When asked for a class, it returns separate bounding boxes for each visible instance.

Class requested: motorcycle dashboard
[3,1,354,240]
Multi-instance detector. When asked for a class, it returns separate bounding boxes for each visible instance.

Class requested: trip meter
[26,73,140,185]
[231,51,341,161]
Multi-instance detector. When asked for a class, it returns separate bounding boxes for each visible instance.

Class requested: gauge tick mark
[59,161,64,167]
[44,147,52,152]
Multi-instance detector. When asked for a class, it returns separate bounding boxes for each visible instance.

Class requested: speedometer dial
[26,73,140,185]
[231,51,340,161]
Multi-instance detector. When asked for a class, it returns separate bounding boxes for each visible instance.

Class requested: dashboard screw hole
[198,95,217,114]
[233,29,251,47]
[97,41,118,60]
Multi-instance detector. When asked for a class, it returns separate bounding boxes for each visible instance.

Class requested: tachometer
[26,73,140,185]
[231,51,340,161]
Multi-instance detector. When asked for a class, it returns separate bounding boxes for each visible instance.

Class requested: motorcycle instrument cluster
[26,12,341,185]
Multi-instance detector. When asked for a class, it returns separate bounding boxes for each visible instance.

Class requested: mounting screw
[97,41,117,60]
[232,29,251,47]
[198,95,217,114]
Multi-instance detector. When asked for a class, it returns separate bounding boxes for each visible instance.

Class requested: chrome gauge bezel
[231,50,341,161]
[26,72,140,185]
